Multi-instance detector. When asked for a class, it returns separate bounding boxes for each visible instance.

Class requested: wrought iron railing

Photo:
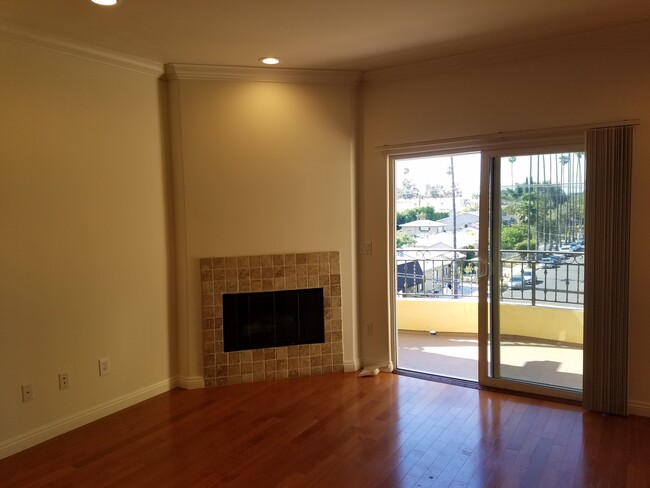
[396,248,584,307]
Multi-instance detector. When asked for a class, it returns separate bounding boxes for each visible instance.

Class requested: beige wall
[0,40,173,453]
[397,299,584,344]
[359,35,650,408]
[167,77,359,380]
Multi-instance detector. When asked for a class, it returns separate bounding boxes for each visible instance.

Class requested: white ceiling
[1,0,649,71]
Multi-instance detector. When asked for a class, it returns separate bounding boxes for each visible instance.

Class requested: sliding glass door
[480,149,585,399]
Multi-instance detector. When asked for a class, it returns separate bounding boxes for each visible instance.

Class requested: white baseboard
[628,399,650,417]
[175,375,205,390]
[343,358,361,372]
[0,377,176,460]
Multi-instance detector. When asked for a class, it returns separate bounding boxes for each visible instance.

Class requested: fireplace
[200,251,343,387]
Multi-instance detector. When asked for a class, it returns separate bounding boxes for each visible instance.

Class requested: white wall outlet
[58,373,69,390]
[21,384,34,402]
[360,241,373,255]
[365,322,374,335]
[98,358,111,376]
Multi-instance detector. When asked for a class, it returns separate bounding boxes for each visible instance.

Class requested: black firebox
[223,288,324,352]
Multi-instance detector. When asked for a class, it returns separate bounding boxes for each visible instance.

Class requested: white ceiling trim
[165,64,361,85]
[363,20,650,84]
[0,23,164,78]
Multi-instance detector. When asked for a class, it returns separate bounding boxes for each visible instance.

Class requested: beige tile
[214,268,226,280]
[251,280,263,291]
[299,356,311,369]
[299,345,311,357]
[273,254,285,266]
[310,356,322,367]
[265,372,277,381]
[264,349,276,360]
[307,264,319,276]
[215,353,227,365]
[201,306,215,319]
[274,266,285,278]
[310,344,321,355]
[250,255,261,268]
[216,377,228,386]
[241,373,253,383]
[226,269,238,281]
[250,268,262,279]
[201,281,214,295]
[319,275,330,286]
[215,329,223,341]
[228,364,241,376]
[287,346,300,358]
[297,277,309,288]
[261,255,274,267]
[277,359,288,370]
[322,354,333,366]
[285,277,297,289]
[265,359,277,371]
[289,369,299,378]
[319,252,329,265]
[215,306,223,319]
[214,281,226,292]
[228,352,241,364]
[276,370,289,379]
[332,342,343,354]
[253,361,265,373]
[321,343,332,354]
[296,264,308,277]
[241,362,253,374]
[240,350,253,362]
[308,276,319,287]
[204,354,215,367]
[215,317,223,329]
[330,274,341,285]
[200,269,213,282]
[274,278,285,289]
[307,253,319,265]
[276,347,288,359]
[215,293,223,306]
[252,349,265,361]
[263,279,274,291]
[333,353,344,365]
[200,258,213,271]
[296,253,307,265]
[331,296,342,308]
[332,331,343,342]
[202,318,215,331]
[288,358,300,370]
[299,368,310,377]
[238,268,250,280]
[311,366,322,376]
[285,265,296,278]
[239,280,251,292]
[253,372,265,382]
[322,286,331,297]
[237,256,250,269]
[213,257,225,269]
[226,281,238,293]
[333,365,345,373]
[331,285,341,296]
[225,257,238,269]
[321,365,333,374]
[284,254,296,265]
[262,267,274,279]
[329,252,340,273]
[319,264,330,275]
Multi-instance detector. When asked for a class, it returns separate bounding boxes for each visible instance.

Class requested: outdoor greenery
[396,231,417,248]
[501,153,584,252]
[396,206,449,226]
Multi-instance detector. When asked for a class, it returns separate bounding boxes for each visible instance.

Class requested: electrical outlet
[360,241,373,255]
[21,384,34,402]
[58,373,69,390]
[98,358,111,376]
[365,322,373,335]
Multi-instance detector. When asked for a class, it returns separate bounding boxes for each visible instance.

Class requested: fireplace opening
[223,288,324,352]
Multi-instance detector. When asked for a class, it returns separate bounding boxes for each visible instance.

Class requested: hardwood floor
[2,372,649,487]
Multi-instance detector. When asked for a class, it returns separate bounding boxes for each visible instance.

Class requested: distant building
[399,219,447,237]
[435,212,480,232]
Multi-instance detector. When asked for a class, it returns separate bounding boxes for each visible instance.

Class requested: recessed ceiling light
[259,57,280,65]
[91,0,118,5]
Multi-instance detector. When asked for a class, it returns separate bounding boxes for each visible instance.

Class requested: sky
[395,152,585,198]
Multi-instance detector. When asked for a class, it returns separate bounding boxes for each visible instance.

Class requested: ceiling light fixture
[91,0,118,5]
[259,57,280,65]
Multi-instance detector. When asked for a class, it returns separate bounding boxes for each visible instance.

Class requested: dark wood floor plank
[2,372,650,487]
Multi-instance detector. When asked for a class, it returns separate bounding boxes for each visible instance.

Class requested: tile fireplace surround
[200,251,343,387]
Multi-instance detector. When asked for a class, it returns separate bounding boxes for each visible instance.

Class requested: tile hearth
[200,251,343,387]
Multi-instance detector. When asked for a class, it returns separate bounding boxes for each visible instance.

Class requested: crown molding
[165,63,361,85]
[0,23,164,78]
[363,20,650,84]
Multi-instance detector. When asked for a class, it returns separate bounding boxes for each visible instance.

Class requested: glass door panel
[489,152,585,393]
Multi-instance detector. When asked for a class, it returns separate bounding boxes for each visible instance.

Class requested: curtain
[583,125,633,416]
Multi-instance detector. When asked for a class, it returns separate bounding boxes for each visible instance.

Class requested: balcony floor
[397,330,582,390]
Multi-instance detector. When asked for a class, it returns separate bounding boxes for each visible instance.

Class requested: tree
[396,206,448,226]
[396,178,420,200]
[395,231,416,248]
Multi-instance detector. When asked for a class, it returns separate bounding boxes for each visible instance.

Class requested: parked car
[541,257,559,268]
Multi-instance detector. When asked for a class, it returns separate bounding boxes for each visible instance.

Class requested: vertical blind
[583,125,633,416]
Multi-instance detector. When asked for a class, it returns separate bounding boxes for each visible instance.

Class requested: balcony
[396,248,583,389]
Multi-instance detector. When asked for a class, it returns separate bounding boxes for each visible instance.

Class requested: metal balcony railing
[396,248,584,308]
